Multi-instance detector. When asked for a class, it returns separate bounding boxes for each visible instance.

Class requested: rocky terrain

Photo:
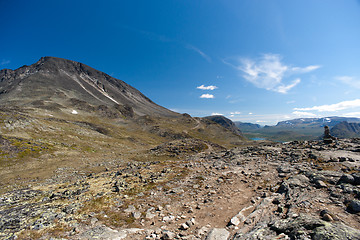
[1,57,360,240]
[2,138,360,239]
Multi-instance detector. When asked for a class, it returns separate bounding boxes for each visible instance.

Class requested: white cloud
[187,45,211,62]
[197,85,218,90]
[276,78,301,94]
[211,113,223,116]
[200,94,214,99]
[248,112,253,115]
[294,99,360,112]
[291,65,321,73]
[341,112,360,118]
[230,111,241,115]
[336,76,360,89]
[224,53,320,94]
[0,59,10,65]
[292,111,317,117]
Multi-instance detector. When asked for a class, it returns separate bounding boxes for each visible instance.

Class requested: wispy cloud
[211,112,223,116]
[186,45,211,62]
[200,94,214,99]
[0,59,10,66]
[342,112,360,118]
[292,111,317,117]
[336,76,360,89]
[122,25,172,42]
[197,85,218,90]
[294,99,360,112]
[123,25,211,62]
[230,111,241,115]
[224,54,320,94]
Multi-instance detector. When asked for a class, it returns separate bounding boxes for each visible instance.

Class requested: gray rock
[180,222,189,230]
[313,222,360,240]
[270,214,360,240]
[124,205,136,213]
[205,228,230,240]
[163,230,176,239]
[145,212,156,219]
[337,174,355,185]
[351,173,360,185]
[348,200,360,213]
[132,211,141,219]
[228,216,240,226]
[312,178,327,188]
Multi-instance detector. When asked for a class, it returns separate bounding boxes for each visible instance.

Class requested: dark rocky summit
[204,115,244,137]
[234,121,261,131]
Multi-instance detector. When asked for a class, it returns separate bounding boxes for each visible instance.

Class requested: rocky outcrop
[204,115,244,137]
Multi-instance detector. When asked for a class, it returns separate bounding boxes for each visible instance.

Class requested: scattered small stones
[2,139,360,239]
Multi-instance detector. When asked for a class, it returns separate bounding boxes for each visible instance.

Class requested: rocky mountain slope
[203,116,244,137]
[234,122,261,131]
[331,121,360,139]
[0,57,177,118]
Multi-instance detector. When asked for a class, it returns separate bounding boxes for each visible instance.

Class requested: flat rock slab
[205,228,230,240]
[78,226,143,240]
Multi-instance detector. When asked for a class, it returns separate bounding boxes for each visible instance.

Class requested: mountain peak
[0,57,178,118]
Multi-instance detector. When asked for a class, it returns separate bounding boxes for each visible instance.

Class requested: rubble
[1,139,360,239]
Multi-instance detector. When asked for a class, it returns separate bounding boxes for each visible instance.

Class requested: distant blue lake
[251,137,266,141]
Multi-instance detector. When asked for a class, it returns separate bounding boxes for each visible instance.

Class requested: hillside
[234,121,261,131]
[0,57,246,194]
[331,121,360,139]
[203,115,244,137]
[0,56,178,118]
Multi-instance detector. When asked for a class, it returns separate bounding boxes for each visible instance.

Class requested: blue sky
[1,0,360,125]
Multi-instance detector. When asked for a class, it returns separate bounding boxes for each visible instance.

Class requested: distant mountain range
[235,117,360,142]
[275,117,360,128]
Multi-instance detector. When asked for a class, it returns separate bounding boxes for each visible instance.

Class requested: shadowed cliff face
[204,115,244,137]
[331,121,360,139]
[0,56,178,118]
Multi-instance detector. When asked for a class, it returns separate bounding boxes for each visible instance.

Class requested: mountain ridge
[331,121,360,139]
[0,56,178,118]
